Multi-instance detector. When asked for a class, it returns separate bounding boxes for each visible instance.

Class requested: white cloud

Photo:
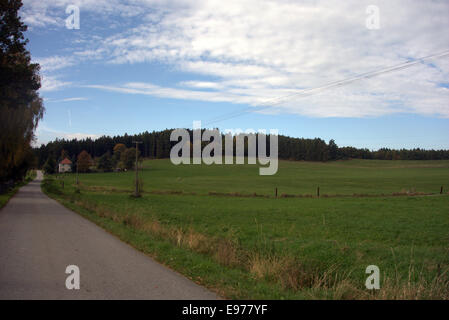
[21,0,148,28]
[34,56,75,72]
[33,56,75,93]
[34,124,100,146]
[60,97,89,102]
[23,0,449,118]
[85,82,252,104]
[46,97,89,102]
[40,76,72,92]
[180,81,224,90]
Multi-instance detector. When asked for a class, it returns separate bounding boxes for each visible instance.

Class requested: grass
[69,158,449,196]
[43,159,449,299]
[0,170,36,209]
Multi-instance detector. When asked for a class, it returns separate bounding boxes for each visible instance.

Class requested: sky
[20,0,449,150]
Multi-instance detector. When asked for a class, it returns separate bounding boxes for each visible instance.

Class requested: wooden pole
[133,141,142,197]
[275,187,278,198]
[317,186,320,198]
[440,186,443,194]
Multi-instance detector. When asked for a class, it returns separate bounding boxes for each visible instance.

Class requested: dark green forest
[33,129,449,169]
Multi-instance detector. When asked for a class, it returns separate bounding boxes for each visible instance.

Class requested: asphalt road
[0,171,219,299]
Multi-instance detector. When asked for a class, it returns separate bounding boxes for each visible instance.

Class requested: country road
[0,171,219,299]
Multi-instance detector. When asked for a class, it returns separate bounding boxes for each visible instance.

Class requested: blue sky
[20,0,449,150]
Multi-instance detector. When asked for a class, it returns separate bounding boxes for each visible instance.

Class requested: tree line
[33,129,449,171]
[41,143,141,174]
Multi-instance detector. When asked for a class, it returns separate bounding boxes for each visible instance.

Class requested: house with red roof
[58,158,72,173]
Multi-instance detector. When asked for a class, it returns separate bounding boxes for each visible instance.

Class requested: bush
[43,157,56,174]
[97,152,113,172]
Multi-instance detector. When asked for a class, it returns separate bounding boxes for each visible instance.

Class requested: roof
[60,158,72,165]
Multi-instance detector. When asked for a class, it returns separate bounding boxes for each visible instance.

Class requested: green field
[43,159,449,299]
[65,159,449,196]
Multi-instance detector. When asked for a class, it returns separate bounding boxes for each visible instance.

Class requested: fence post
[275,187,278,198]
[317,186,320,198]
[440,186,443,194]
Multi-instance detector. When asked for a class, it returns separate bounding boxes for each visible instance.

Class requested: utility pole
[133,141,142,197]
[76,161,79,185]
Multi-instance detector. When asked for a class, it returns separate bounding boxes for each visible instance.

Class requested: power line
[190,50,449,127]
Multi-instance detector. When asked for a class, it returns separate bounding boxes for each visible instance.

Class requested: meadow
[42,159,449,299]
[64,159,448,196]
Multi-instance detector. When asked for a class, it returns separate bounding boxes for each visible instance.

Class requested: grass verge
[0,170,36,209]
[42,174,449,299]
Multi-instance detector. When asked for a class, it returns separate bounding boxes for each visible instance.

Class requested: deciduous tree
[121,147,140,170]
[77,150,93,173]
[97,152,113,172]
[43,157,56,174]
[0,0,44,184]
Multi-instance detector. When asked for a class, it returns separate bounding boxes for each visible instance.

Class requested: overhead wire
[182,50,449,128]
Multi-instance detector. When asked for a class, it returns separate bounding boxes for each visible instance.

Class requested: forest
[33,129,449,170]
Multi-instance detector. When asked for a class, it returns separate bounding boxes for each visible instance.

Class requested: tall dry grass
[63,194,449,300]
